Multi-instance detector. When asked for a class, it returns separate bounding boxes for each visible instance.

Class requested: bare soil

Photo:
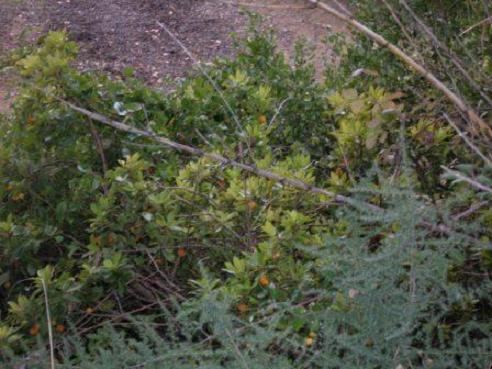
[0,0,348,112]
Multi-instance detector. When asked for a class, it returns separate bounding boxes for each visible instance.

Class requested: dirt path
[0,0,348,113]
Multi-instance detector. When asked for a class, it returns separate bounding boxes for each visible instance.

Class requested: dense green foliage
[0,7,491,369]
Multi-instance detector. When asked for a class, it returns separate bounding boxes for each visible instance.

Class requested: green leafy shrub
[0,10,491,368]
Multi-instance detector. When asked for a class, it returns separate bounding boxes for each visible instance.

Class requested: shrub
[1,10,491,368]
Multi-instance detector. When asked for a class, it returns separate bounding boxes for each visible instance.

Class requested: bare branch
[308,0,492,140]
[62,100,383,212]
[460,16,492,36]
[60,102,487,245]
[444,114,492,167]
[399,0,492,107]
[441,166,492,193]
[452,201,489,221]
[156,21,244,135]
[380,0,423,63]
[40,276,56,369]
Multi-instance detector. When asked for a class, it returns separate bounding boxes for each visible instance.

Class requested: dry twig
[399,0,492,107]
[460,16,492,36]
[60,101,487,245]
[62,100,382,212]
[441,166,492,193]
[444,114,492,167]
[308,0,492,140]
[40,277,56,369]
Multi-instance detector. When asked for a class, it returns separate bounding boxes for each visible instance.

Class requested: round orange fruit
[247,200,257,210]
[259,275,269,287]
[177,247,187,258]
[236,303,248,314]
[27,116,36,126]
[30,323,41,336]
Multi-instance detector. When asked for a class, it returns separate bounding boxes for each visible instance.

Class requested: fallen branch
[460,16,492,36]
[308,0,492,140]
[399,0,492,107]
[442,166,492,193]
[452,201,489,221]
[444,114,492,167]
[62,100,382,212]
[62,101,487,245]
[40,276,56,369]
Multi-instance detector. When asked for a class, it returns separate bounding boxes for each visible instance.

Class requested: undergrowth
[0,7,491,369]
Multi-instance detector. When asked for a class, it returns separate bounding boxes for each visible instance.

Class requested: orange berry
[305,337,314,347]
[177,247,186,258]
[259,275,269,287]
[85,307,94,314]
[247,200,257,210]
[258,115,267,125]
[308,331,316,338]
[30,323,40,336]
[236,303,248,314]
[106,233,115,246]
[55,324,66,333]
[27,116,36,126]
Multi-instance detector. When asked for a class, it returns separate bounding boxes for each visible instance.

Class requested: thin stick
[308,0,492,140]
[460,16,492,36]
[156,21,243,134]
[399,0,492,107]
[441,166,492,193]
[40,277,56,369]
[268,96,291,128]
[331,0,352,16]
[444,114,492,167]
[61,102,486,245]
[380,0,422,61]
[62,100,382,212]
[453,201,489,221]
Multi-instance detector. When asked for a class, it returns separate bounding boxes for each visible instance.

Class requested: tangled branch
[308,0,492,140]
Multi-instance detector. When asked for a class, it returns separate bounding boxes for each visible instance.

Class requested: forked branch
[62,100,382,212]
[308,0,492,140]
[62,101,484,244]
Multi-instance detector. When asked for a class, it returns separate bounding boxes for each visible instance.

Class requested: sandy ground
[0,0,348,113]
